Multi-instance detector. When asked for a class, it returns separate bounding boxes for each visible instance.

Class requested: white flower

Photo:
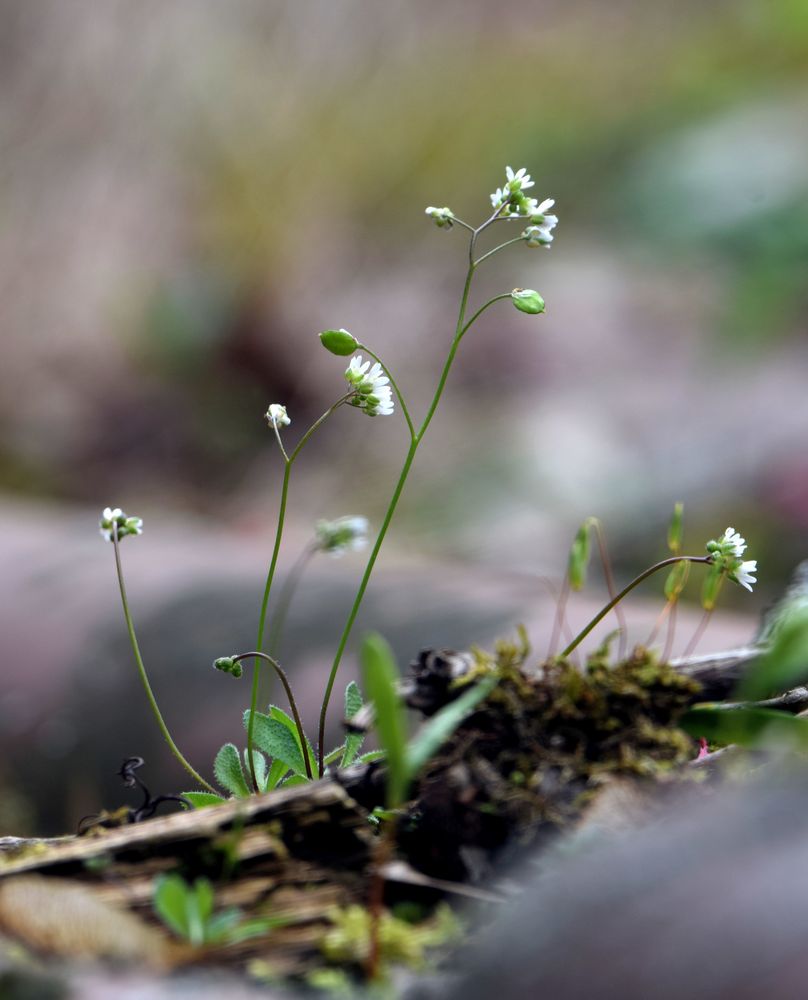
[505,166,534,191]
[265,403,291,429]
[100,507,143,542]
[720,527,746,559]
[315,516,370,557]
[425,206,455,229]
[344,354,395,417]
[731,560,758,592]
[490,167,554,222]
[706,526,757,593]
[523,221,556,247]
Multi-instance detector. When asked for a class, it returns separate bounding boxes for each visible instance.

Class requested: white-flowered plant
[522,200,559,247]
[425,206,455,229]
[99,507,143,542]
[344,355,395,416]
[97,164,760,804]
[706,526,758,593]
[316,516,370,557]
[265,403,291,429]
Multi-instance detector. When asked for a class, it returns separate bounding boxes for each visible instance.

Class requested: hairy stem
[235,651,313,782]
[317,250,481,776]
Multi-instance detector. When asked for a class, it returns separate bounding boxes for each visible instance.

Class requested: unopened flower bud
[424,206,455,229]
[213,655,243,678]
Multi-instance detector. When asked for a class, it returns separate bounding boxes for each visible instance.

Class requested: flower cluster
[344,355,394,416]
[706,526,758,592]
[490,166,557,229]
[424,206,455,229]
[99,507,143,542]
[315,516,370,557]
[265,403,291,429]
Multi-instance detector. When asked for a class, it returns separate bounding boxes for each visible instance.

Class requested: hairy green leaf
[182,791,226,809]
[244,749,268,792]
[341,680,366,767]
[323,745,346,767]
[244,711,307,776]
[265,757,290,790]
[154,874,191,940]
[213,743,251,798]
[269,705,316,776]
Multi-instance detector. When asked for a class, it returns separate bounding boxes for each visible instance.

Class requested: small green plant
[681,603,808,753]
[153,873,281,947]
[97,167,760,800]
[360,632,498,811]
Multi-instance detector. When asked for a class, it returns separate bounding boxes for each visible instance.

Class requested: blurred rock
[431,770,808,1000]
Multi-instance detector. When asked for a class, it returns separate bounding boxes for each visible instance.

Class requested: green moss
[413,638,703,845]
[320,903,461,973]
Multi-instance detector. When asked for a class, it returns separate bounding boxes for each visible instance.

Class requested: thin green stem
[317,245,481,776]
[289,393,354,463]
[589,519,628,661]
[316,439,419,776]
[111,530,215,793]
[252,460,292,791]
[458,293,511,341]
[267,544,317,661]
[474,236,526,268]
[252,393,353,790]
[272,423,290,463]
[561,555,712,658]
[357,344,415,441]
[235,651,313,781]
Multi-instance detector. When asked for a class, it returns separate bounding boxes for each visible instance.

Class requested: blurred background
[1,0,806,833]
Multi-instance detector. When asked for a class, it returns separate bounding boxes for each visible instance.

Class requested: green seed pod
[667,502,684,554]
[319,328,359,356]
[664,560,690,601]
[701,563,724,612]
[511,289,546,315]
[568,522,591,592]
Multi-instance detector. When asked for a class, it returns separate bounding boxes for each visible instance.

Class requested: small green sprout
[153,874,281,947]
